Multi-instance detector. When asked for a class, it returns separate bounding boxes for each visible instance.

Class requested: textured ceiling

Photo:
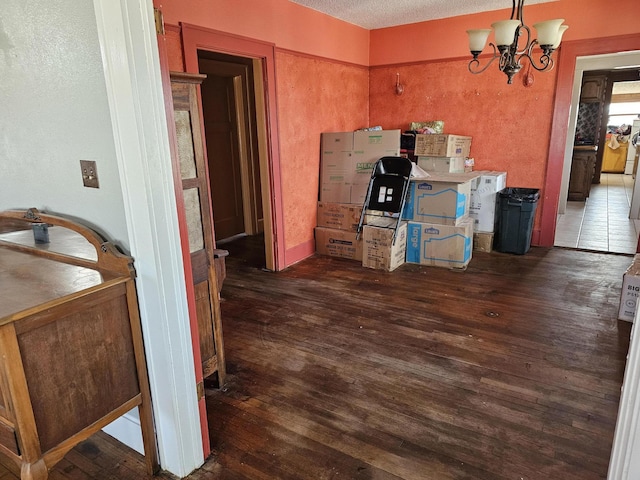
[289,0,558,29]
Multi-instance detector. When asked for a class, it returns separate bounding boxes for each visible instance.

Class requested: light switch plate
[80,160,99,188]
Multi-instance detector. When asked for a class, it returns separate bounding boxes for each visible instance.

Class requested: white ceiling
[289,0,558,30]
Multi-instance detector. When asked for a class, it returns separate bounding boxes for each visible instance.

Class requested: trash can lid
[499,188,540,202]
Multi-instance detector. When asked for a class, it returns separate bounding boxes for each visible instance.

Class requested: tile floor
[555,173,640,254]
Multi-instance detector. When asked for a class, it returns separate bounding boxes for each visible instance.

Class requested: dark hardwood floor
[15,240,633,479]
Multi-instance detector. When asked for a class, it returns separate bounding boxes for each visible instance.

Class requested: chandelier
[466,0,568,84]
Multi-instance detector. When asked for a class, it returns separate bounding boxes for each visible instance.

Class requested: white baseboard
[102,409,143,455]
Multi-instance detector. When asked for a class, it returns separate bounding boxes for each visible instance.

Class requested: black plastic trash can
[494,188,540,255]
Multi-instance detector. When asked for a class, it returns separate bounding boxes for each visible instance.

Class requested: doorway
[555,69,640,253]
[553,52,640,254]
[198,52,265,249]
[181,24,286,271]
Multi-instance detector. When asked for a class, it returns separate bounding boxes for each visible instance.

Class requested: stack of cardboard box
[316,131,508,272]
[316,130,404,270]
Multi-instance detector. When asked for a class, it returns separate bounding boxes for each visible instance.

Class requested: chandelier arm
[468,44,500,74]
[514,24,531,56]
[520,51,554,72]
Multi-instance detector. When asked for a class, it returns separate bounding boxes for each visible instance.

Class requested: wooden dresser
[0,209,158,480]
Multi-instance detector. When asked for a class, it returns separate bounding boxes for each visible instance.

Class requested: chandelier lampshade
[466,0,567,84]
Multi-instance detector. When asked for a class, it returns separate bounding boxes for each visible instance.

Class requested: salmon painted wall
[371,59,557,187]
[276,52,369,254]
[159,0,640,264]
[370,0,640,238]
[157,0,370,263]
[158,0,369,66]
[371,0,640,65]
[370,60,557,230]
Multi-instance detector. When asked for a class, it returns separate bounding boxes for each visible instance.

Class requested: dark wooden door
[170,72,226,385]
[199,59,246,240]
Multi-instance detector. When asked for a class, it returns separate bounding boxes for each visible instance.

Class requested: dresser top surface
[0,246,107,320]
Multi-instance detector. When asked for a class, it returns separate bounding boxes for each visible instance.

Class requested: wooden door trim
[181,23,284,271]
[539,33,640,247]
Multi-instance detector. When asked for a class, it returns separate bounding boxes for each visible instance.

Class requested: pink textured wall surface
[370,59,558,229]
[275,51,369,251]
[164,25,184,72]
[160,0,369,66]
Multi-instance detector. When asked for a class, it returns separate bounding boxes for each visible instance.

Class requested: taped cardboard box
[469,171,507,233]
[315,227,363,261]
[317,202,362,232]
[619,254,640,322]
[362,219,407,272]
[402,174,473,226]
[473,232,494,253]
[414,134,472,158]
[406,218,474,269]
[320,130,400,203]
[417,156,466,174]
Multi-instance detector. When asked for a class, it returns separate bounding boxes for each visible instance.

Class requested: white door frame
[92,0,204,477]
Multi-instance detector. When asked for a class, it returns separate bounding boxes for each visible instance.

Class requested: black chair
[356,156,413,245]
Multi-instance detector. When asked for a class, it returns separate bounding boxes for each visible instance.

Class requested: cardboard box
[619,254,640,322]
[405,218,474,269]
[402,175,473,226]
[317,202,362,232]
[469,171,507,233]
[362,219,407,272]
[473,232,494,253]
[320,130,400,203]
[414,134,472,158]
[417,156,466,174]
[315,227,363,261]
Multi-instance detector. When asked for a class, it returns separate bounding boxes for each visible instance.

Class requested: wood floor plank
[16,240,631,480]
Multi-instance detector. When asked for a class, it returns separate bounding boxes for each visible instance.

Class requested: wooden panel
[580,74,607,102]
[195,281,216,379]
[0,420,19,457]
[190,249,209,285]
[17,292,140,453]
[568,150,596,201]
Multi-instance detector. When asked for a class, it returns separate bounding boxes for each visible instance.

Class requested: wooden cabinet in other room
[580,75,607,103]
[568,150,596,201]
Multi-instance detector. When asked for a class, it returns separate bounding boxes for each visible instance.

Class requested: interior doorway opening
[554,52,640,254]
[197,50,269,270]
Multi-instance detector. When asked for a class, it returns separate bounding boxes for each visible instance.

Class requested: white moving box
[469,171,507,233]
[619,254,640,322]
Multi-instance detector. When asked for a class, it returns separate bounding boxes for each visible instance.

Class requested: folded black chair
[356,156,413,245]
